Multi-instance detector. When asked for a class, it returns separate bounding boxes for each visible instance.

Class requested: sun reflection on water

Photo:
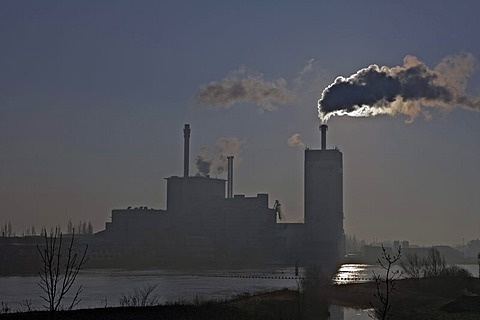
[333,264,373,284]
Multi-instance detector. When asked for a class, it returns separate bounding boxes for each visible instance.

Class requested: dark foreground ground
[329,277,480,320]
[1,277,479,320]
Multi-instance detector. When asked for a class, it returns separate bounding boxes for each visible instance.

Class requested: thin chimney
[227,156,234,198]
[183,124,191,178]
[320,124,328,150]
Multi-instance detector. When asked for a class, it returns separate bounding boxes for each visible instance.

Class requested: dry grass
[1,277,479,320]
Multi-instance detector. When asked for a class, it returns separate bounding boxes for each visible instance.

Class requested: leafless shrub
[440,265,473,278]
[423,247,446,277]
[370,245,402,320]
[17,299,34,312]
[0,302,10,314]
[401,248,472,281]
[100,297,108,308]
[400,252,425,278]
[37,227,88,315]
[119,283,160,307]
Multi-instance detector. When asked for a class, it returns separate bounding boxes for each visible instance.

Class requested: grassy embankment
[1,277,479,319]
[329,276,480,320]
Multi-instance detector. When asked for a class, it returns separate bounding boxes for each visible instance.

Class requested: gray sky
[1,1,479,246]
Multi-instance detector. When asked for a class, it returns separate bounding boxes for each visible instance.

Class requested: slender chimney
[183,124,190,178]
[227,156,234,198]
[320,124,328,150]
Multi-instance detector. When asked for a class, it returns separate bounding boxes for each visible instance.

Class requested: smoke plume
[195,147,211,176]
[196,68,293,112]
[194,138,244,177]
[287,133,306,149]
[212,137,243,175]
[318,52,479,122]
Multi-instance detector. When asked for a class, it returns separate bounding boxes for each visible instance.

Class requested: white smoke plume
[196,68,292,112]
[318,52,479,123]
[194,137,245,177]
[287,133,306,149]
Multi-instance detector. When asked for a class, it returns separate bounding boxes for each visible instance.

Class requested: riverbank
[328,276,480,319]
[2,289,315,320]
[1,277,479,319]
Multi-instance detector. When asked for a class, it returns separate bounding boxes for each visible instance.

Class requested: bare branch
[370,245,401,320]
[36,227,88,315]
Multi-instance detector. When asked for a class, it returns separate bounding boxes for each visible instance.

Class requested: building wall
[166,176,225,214]
[105,208,169,245]
[94,154,345,272]
[303,148,344,272]
[99,182,281,267]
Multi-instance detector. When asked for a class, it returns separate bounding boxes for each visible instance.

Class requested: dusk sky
[1,1,479,246]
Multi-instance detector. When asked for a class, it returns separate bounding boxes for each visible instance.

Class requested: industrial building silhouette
[95,124,345,275]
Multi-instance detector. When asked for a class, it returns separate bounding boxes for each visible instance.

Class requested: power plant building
[95,124,345,276]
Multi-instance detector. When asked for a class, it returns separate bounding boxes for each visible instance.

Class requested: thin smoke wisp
[287,133,306,149]
[195,60,323,112]
[194,138,244,177]
[196,68,292,112]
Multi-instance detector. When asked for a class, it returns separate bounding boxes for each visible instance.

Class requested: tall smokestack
[183,124,191,178]
[227,156,234,198]
[320,124,327,150]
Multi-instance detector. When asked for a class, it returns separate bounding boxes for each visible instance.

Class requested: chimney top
[320,124,328,150]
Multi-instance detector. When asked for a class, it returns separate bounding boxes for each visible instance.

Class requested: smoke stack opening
[320,124,328,150]
[183,124,191,178]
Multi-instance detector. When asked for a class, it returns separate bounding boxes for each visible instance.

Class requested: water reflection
[333,264,372,284]
[333,263,407,285]
[333,263,478,285]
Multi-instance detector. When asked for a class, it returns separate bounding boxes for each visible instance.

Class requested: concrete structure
[227,156,234,198]
[301,129,344,267]
[92,124,345,275]
[0,124,345,275]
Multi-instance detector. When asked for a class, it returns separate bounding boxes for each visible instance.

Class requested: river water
[1,264,477,319]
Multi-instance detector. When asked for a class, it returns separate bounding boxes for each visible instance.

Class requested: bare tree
[37,227,88,315]
[119,283,160,307]
[1,221,13,237]
[24,225,37,237]
[87,222,93,235]
[67,220,73,235]
[7,221,12,237]
[424,247,446,277]
[400,252,425,278]
[1,301,10,314]
[370,245,402,320]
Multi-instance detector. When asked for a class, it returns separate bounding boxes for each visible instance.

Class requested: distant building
[94,124,345,276]
[1,124,345,276]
